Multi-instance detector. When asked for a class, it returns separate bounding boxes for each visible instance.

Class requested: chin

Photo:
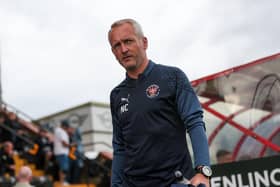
[121,61,137,70]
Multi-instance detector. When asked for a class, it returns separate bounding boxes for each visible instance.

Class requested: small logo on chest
[146,84,160,98]
[120,94,130,114]
[120,103,128,113]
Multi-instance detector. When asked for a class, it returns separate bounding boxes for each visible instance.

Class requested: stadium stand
[0,102,111,187]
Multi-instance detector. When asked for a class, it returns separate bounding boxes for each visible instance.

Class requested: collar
[125,60,155,87]
[140,60,154,78]
[125,60,155,80]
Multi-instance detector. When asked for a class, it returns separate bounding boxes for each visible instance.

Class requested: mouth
[122,55,133,62]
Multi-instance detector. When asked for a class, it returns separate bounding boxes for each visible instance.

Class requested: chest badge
[120,94,129,114]
[146,84,160,98]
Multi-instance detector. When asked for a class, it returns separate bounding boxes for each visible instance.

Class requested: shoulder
[54,127,63,134]
[54,127,59,133]
[54,127,61,132]
[153,63,184,76]
[152,63,188,81]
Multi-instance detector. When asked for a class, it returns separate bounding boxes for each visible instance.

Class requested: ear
[142,37,148,50]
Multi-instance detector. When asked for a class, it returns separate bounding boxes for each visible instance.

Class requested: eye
[112,42,121,50]
[124,39,133,45]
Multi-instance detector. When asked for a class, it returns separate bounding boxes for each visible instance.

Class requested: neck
[127,59,149,79]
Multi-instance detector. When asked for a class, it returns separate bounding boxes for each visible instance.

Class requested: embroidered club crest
[146,84,160,98]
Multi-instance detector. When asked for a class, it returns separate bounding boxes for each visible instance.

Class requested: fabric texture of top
[110,60,210,187]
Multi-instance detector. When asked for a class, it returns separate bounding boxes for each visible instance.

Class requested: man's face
[109,23,147,71]
[5,143,13,155]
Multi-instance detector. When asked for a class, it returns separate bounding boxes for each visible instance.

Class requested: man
[108,19,211,187]
[0,141,15,176]
[34,127,53,170]
[53,120,70,185]
[14,166,34,187]
[68,125,84,184]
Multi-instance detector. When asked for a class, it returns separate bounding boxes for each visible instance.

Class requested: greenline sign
[211,155,280,187]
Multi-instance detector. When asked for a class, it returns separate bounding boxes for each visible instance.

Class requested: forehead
[5,143,13,149]
[109,23,137,43]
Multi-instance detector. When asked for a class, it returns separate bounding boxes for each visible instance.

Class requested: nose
[120,43,128,53]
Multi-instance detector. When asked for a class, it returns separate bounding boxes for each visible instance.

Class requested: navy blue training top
[110,61,210,187]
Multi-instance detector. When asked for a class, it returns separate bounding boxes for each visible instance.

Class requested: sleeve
[54,128,61,141]
[174,68,210,167]
[110,91,126,187]
[61,131,69,143]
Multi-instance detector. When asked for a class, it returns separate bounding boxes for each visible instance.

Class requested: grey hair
[18,166,32,180]
[108,18,144,41]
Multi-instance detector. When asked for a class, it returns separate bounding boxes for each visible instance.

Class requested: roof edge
[35,101,109,121]
[191,52,280,86]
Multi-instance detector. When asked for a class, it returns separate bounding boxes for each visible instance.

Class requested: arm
[62,140,70,147]
[7,155,16,172]
[175,68,210,166]
[110,92,125,187]
[189,127,210,187]
[111,137,125,186]
[55,127,70,148]
[189,125,210,167]
[60,132,70,148]
[175,69,210,186]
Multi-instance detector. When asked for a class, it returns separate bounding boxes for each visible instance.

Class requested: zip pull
[174,170,190,185]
